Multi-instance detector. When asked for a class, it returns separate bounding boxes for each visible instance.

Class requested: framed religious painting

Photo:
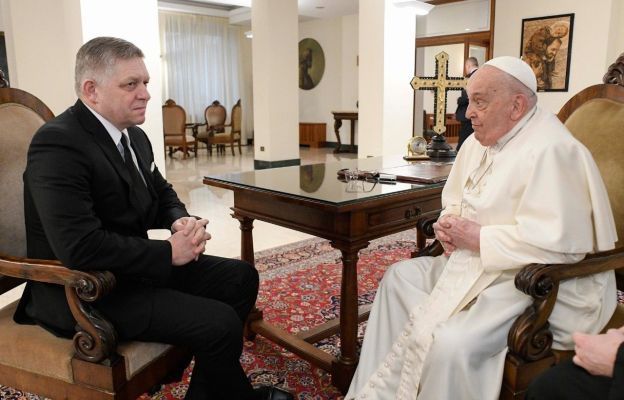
[298,38,325,90]
[520,13,574,92]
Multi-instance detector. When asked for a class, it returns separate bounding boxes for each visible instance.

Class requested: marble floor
[0,145,357,307]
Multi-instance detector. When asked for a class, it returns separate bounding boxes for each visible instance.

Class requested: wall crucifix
[411,51,467,158]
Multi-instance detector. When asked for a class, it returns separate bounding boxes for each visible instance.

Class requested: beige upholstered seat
[0,87,190,400]
[0,301,172,383]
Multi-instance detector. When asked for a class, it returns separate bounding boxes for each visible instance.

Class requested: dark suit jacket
[455,69,477,122]
[15,99,189,338]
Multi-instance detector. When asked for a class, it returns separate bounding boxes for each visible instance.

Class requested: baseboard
[254,158,301,170]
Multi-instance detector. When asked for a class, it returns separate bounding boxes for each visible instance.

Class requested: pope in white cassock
[346,56,618,400]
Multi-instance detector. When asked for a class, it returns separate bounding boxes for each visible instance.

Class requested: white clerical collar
[490,105,538,153]
[83,102,128,146]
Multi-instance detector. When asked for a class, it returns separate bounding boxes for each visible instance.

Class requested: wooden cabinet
[299,123,326,148]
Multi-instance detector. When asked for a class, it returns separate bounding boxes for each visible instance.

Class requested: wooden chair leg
[237,140,242,154]
[230,142,235,156]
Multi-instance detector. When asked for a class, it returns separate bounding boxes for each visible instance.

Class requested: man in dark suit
[454,57,479,152]
[527,326,624,399]
[15,37,292,400]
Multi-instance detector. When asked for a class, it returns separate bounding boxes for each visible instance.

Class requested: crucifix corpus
[411,51,468,158]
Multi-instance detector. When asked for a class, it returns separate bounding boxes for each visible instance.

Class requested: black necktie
[120,134,152,210]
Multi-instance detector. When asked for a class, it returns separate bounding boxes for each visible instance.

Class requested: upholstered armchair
[0,87,191,399]
[415,55,624,400]
[162,99,196,158]
[194,100,242,156]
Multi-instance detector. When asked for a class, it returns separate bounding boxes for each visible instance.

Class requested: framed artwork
[298,38,325,90]
[520,13,574,92]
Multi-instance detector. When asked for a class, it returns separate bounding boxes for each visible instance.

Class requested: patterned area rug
[3,232,624,400]
[0,230,419,400]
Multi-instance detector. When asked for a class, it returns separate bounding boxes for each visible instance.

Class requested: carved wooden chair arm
[0,254,118,363]
[412,213,444,258]
[508,247,624,362]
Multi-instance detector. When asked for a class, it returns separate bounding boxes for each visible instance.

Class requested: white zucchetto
[483,56,538,94]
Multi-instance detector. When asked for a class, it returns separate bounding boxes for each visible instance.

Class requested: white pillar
[358,0,416,158]
[251,0,299,169]
[2,0,166,171]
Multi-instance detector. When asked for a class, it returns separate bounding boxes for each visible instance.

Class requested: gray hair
[74,37,144,96]
[466,57,479,68]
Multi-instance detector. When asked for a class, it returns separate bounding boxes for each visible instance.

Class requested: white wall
[416,0,490,37]
[2,0,82,115]
[606,0,624,69]
[494,0,617,113]
[341,14,359,114]
[298,14,358,145]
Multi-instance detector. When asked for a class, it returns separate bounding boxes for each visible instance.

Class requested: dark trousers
[102,255,259,400]
[455,120,474,153]
[526,359,622,400]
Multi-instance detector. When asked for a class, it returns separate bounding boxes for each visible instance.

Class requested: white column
[2,0,166,171]
[251,0,299,168]
[358,0,416,158]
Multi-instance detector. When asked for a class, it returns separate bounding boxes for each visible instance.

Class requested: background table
[331,111,358,153]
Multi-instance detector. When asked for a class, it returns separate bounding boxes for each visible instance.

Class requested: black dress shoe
[254,385,295,400]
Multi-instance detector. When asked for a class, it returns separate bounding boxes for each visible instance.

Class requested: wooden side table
[331,111,358,153]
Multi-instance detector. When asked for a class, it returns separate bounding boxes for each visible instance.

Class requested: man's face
[464,60,473,75]
[465,67,516,147]
[545,40,561,61]
[91,57,150,131]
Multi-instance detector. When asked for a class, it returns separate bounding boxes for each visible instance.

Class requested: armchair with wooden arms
[414,55,624,400]
[194,100,241,156]
[162,99,196,159]
[0,87,191,400]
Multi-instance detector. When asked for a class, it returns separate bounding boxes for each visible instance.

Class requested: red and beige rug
[3,231,623,400]
[0,230,419,400]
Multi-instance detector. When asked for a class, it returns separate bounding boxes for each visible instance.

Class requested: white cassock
[346,106,618,400]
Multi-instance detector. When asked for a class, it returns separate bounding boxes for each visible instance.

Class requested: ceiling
[185,0,359,19]
[160,0,452,22]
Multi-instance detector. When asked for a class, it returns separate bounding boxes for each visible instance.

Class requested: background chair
[225,99,243,155]
[415,54,624,400]
[162,99,196,158]
[195,100,242,156]
[195,100,226,156]
[0,86,190,400]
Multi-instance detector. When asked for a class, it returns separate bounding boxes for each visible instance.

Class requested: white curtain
[159,11,252,142]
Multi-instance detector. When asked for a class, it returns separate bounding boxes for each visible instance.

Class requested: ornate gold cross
[411,51,468,135]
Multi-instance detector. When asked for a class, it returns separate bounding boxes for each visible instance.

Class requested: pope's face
[465,67,517,147]
[91,57,151,131]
